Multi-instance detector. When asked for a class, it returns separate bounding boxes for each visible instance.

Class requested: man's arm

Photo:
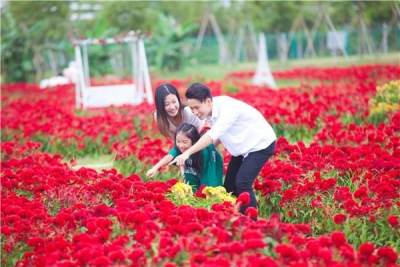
[169,134,213,166]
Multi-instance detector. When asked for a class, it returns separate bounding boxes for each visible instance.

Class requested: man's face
[187,98,212,120]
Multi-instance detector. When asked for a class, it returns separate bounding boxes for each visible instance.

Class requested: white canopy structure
[73,33,153,109]
[252,33,276,89]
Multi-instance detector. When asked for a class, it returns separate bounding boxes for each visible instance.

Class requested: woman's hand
[146,168,158,178]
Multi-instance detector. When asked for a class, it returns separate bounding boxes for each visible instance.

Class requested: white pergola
[73,33,153,109]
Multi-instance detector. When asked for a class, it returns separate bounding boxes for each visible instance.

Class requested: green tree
[2,1,70,82]
[146,13,198,72]
[8,1,70,41]
[1,9,48,82]
[99,1,159,33]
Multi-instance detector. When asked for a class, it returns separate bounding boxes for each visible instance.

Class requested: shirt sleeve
[207,102,241,141]
[168,147,180,158]
[199,145,222,187]
[183,106,205,132]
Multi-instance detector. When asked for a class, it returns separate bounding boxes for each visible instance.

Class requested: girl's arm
[146,154,174,178]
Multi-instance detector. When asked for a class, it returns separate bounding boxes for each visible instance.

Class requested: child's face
[176,132,193,153]
[164,94,180,117]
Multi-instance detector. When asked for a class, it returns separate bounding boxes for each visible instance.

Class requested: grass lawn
[153,52,400,81]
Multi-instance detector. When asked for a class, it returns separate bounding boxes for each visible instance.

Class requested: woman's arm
[146,154,174,178]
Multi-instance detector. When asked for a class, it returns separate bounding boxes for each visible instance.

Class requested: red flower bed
[1,64,399,266]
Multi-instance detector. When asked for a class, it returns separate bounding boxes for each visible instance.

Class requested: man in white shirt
[170,82,276,217]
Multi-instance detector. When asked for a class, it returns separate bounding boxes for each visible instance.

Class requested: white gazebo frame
[73,34,153,109]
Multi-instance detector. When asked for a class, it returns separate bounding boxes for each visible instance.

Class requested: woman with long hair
[153,83,206,140]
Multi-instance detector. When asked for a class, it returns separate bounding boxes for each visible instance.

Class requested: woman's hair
[154,84,184,138]
[174,123,203,175]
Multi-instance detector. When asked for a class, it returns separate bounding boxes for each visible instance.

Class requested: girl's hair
[154,84,184,138]
[174,123,203,175]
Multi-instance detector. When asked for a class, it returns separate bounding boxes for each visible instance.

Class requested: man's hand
[169,152,189,166]
[146,168,157,178]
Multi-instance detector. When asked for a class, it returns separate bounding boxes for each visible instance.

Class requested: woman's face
[176,132,193,153]
[164,94,180,117]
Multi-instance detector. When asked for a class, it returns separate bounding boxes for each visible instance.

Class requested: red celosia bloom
[195,208,210,221]
[307,241,320,257]
[331,231,346,247]
[190,254,208,265]
[358,242,375,257]
[333,213,347,224]
[376,247,399,264]
[194,185,207,198]
[107,250,125,262]
[275,244,300,262]
[311,195,322,207]
[387,215,399,227]
[353,186,369,199]
[229,241,244,254]
[333,186,352,202]
[242,229,263,240]
[0,226,12,236]
[319,248,333,264]
[236,192,250,206]
[27,237,46,249]
[244,238,266,250]
[340,244,356,262]
[128,248,145,261]
[245,207,258,218]
[369,215,376,223]
[92,256,111,267]
[295,224,311,235]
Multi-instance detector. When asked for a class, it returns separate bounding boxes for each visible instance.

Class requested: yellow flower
[202,186,226,198]
[220,194,236,204]
[171,182,193,199]
[202,186,236,203]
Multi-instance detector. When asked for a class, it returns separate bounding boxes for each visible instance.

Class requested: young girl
[153,83,206,141]
[146,123,223,192]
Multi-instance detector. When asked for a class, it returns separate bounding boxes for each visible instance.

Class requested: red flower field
[1,64,399,266]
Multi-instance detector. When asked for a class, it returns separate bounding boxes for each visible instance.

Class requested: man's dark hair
[185,83,213,102]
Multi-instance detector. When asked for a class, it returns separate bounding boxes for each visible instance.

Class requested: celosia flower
[387,215,399,227]
[244,238,265,250]
[236,192,250,206]
[333,213,347,225]
[245,207,258,219]
[170,182,193,199]
[194,185,206,198]
[369,215,376,223]
[220,193,236,204]
[275,244,300,262]
[92,256,111,266]
[108,250,125,262]
[202,186,226,199]
[358,242,375,257]
[331,231,346,247]
[376,246,399,264]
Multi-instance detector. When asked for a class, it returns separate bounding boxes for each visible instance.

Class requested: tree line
[1,1,396,83]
